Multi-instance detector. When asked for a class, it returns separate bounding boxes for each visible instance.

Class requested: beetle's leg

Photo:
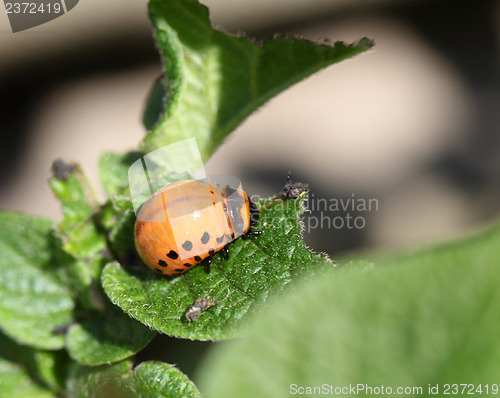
[246,230,263,236]
[222,245,230,260]
[203,257,212,273]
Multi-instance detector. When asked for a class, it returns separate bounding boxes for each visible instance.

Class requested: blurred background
[0,0,499,381]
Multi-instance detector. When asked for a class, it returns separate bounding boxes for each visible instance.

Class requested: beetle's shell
[134,180,251,275]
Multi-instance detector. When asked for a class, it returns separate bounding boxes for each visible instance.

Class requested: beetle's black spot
[155,268,164,274]
[194,255,202,262]
[182,240,193,251]
[184,263,193,267]
[216,235,225,244]
[208,248,215,256]
[175,268,184,273]
[158,260,168,267]
[167,250,179,259]
[201,232,210,244]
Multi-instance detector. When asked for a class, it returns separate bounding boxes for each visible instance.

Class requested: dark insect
[185,295,219,322]
[279,172,309,200]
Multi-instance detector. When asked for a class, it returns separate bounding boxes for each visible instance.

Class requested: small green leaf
[66,306,155,366]
[143,0,373,159]
[31,350,67,394]
[67,360,201,398]
[0,212,74,350]
[198,221,500,398]
[142,75,167,133]
[0,358,54,398]
[0,331,68,394]
[130,362,201,397]
[50,160,107,260]
[50,161,97,225]
[102,195,333,340]
[98,152,144,200]
[50,161,111,311]
[108,208,137,263]
[66,360,134,398]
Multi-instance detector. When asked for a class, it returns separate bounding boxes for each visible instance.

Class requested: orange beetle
[134,180,260,275]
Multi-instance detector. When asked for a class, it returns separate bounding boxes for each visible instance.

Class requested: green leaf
[67,360,201,398]
[108,208,137,263]
[0,212,74,350]
[0,358,53,398]
[98,152,144,267]
[102,194,333,340]
[66,306,155,366]
[143,0,373,159]
[50,160,107,260]
[142,75,167,133]
[197,221,500,398]
[66,360,134,398]
[30,350,67,393]
[129,362,201,397]
[50,160,112,312]
[0,331,67,394]
[50,161,97,224]
[98,152,144,201]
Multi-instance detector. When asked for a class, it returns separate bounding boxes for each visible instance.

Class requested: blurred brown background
[0,0,499,258]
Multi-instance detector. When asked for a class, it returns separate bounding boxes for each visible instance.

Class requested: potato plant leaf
[98,152,144,201]
[49,161,111,312]
[49,160,106,261]
[67,360,201,398]
[142,0,373,160]
[0,331,67,395]
[66,305,155,366]
[0,358,54,398]
[66,360,134,398]
[198,220,500,397]
[0,213,74,350]
[128,361,202,397]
